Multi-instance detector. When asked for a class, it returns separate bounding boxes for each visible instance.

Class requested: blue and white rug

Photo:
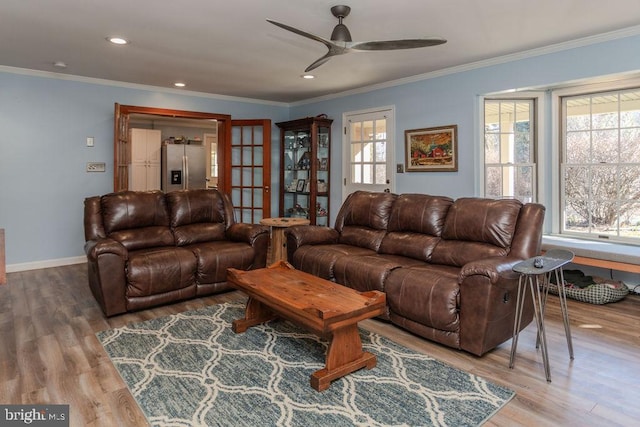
[97,302,514,426]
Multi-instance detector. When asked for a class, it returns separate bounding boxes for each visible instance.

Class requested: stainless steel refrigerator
[161,143,207,191]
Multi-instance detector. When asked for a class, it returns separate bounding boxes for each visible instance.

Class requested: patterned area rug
[97,302,514,426]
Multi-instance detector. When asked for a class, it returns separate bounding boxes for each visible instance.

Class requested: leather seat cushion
[291,244,376,280]
[189,241,255,284]
[127,247,196,297]
[385,265,461,332]
[333,254,426,292]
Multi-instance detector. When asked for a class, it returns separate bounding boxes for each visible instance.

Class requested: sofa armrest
[84,238,128,261]
[285,225,340,263]
[459,256,521,284]
[226,223,270,268]
[285,225,339,249]
[84,238,129,317]
[226,223,269,246]
[458,256,532,356]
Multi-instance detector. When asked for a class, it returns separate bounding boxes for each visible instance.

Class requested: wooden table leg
[232,297,278,333]
[310,323,377,391]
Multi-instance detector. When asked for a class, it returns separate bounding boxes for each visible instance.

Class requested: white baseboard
[6,256,86,273]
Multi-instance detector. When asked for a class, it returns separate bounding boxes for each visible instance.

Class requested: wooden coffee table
[227,261,386,391]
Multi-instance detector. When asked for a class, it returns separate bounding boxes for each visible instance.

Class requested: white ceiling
[2,0,640,103]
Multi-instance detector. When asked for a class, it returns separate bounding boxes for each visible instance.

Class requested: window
[343,107,395,197]
[561,88,640,242]
[483,99,536,202]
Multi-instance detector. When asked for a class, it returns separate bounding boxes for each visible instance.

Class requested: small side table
[260,218,310,264]
[509,249,575,382]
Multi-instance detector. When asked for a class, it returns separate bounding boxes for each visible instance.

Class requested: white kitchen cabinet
[128,128,162,191]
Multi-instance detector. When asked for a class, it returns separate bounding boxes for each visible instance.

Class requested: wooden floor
[1,263,639,426]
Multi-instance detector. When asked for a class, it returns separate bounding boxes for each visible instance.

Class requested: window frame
[478,92,546,203]
[552,78,640,243]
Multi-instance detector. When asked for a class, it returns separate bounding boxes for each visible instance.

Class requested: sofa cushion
[430,240,509,267]
[167,189,227,246]
[339,191,396,231]
[189,241,256,284]
[385,265,461,332]
[378,232,441,262]
[440,198,522,247]
[430,198,521,266]
[335,191,397,251]
[333,254,426,293]
[387,193,453,235]
[378,194,452,261]
[126,246,196,297]
[339,226,388,252]
[291,244,376,280]
[101,191,174,251]
[109,227,175,252]
[102,191,170,233]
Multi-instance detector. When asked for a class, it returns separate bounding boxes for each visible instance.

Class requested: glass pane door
[229,120,271,224]
[344,108,394,197]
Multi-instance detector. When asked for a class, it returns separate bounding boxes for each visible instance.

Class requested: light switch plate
[86,137,94,147]
[86,162,106,172]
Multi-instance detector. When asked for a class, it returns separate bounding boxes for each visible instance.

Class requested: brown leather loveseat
[84,189,269,316]
[285,191,545,356]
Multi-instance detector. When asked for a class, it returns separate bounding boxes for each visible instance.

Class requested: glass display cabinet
[277,116,333,226]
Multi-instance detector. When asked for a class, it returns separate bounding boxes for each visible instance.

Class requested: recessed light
[107,36,128,45]
[53,61,67,68]
[301,74,315,79]
[174,82,186,88]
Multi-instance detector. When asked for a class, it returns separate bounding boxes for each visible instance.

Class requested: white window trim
[476,92,546,203]
[550,76,640,235]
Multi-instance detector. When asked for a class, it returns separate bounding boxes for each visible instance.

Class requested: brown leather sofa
[84,189,269,316]
[285,191,545,356]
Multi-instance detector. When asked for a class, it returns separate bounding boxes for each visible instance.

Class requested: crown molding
[292,24,640,106]
[2,24,639,108]
[0,65,289,108]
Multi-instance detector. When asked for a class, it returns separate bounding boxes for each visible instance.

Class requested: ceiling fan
[267,5,446,72]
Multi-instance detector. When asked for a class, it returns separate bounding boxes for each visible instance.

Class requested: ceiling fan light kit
[267,4,446,71]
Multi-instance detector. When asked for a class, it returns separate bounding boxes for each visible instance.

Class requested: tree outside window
[562,89,640,241]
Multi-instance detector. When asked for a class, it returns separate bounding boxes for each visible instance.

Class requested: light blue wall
[0,72,288,266]
[2,33,639,267]
[291,33,640,225]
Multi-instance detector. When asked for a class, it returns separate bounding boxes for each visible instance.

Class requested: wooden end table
[259,217,310,263]
[227,261,386,391]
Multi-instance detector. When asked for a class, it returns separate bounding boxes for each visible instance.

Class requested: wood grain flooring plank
[1,263,639,426]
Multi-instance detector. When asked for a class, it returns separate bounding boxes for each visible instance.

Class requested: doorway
[114,104,271,223]
[342,106,396,200]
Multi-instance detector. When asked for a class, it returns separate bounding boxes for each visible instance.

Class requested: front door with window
[343,108,395,199]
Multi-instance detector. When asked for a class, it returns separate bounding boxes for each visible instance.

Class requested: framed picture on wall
[405,125,458,172]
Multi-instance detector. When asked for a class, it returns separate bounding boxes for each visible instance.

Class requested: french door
[227,120,272,224]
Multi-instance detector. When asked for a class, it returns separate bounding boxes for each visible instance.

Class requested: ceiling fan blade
[350,38,447,51]
[305,54,333,72]
[267,19,335,49]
